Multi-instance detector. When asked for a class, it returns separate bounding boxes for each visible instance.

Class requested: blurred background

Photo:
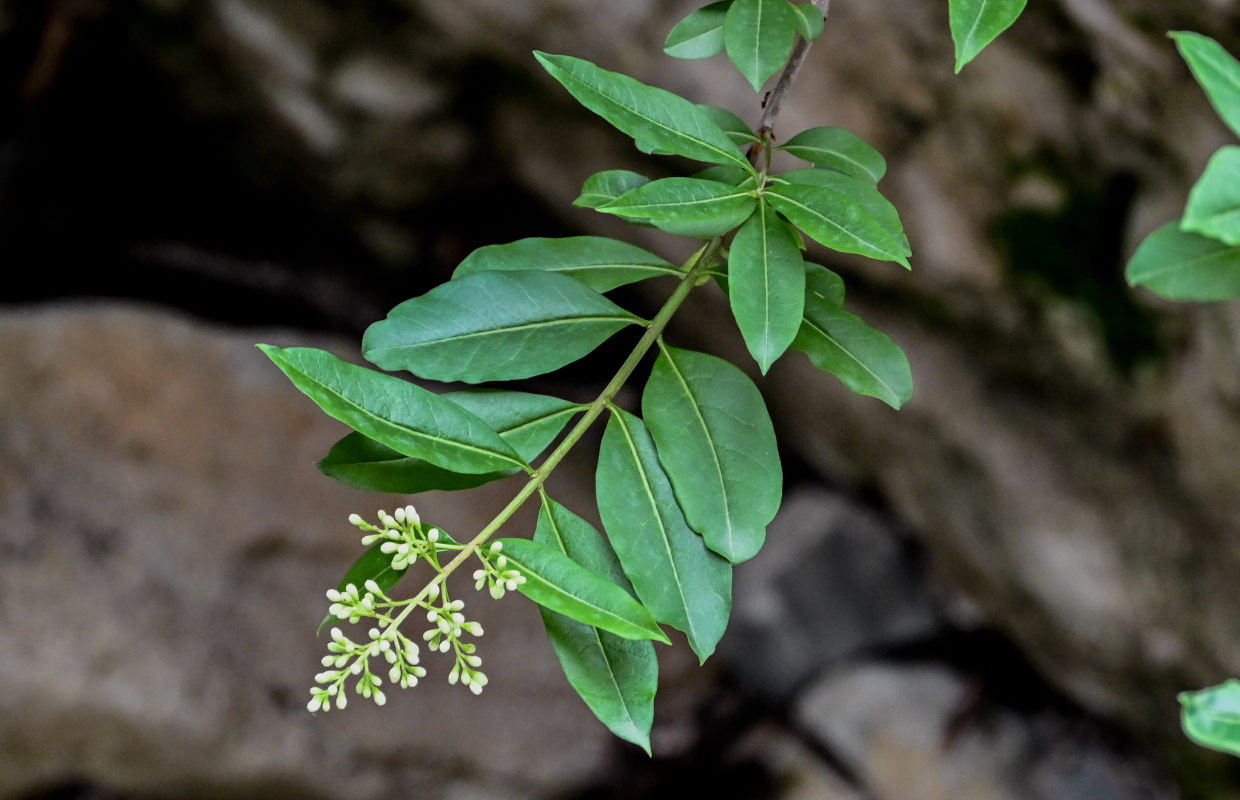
[2,0,1240,798]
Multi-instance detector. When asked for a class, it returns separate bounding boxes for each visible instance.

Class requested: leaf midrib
[799,313,900,404]
[369,314,636,354]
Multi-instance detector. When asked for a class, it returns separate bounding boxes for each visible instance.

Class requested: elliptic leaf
[1172,32,1240,139]
[534,52,752,171]
[792,2,825,41]
[1180,681,1240,757]
[779,169,910,254]
[729,202,807,372]
[792,296,913,408]
[446,390,580,462]
[643,346,781,562]
[724,0,800,92]
[597,408,733,662]
[454,236,679,292]
[779,127,887,184]
[496,537,671,644]
[664,1,732,60]
[257,345,524,473]
[574,170,651,210]
[949,0,1028,73]
[1182,146,1240,246]
[600,177,758,238]
[317,544,408,634]
[765,182,911,267]
[805,262,846,306]
[535,497,658,753]
[697,103,760,146]
[1126,222,1240,301]
[317,433,514,494]
[363,270,641,383]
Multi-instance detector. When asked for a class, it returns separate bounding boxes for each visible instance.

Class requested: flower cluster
[308,505,521,712]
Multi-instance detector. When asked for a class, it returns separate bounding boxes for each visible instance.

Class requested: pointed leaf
[664,1,732,59]
[779,169,907,251]
[765,182,911,267]
[600,177,757,238]
[454,236,679,292]
[950,0,1028,72]
[317,544,408,634]
[497,538,671,644]
[1172,32,1240,139]
[729,202,806,372]
[805,262,846,305]
[535,497,657,753]
[724,0,800,92]
[534,52,752,171]
[1182,146,1240,246]
[574,170,651,210]
[792,296,913,408]
[363,270,641,383]
[779,127,887,184]
[597,408,732,661]
[446,390,580,461]
[1126,222,1240,301]
[643,346,781,562]
[697,103,760,146]
[1180,681,1240,757]
[257,346,524,473]
[791,2,825,41]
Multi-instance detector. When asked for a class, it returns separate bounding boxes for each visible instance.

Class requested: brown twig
[758,0,831,134]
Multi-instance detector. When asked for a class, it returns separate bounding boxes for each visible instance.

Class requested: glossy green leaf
[597,408,732,662]
[697,103,760,146]
[599,177,758,238]
[534,52,752,171]
[574,170,651,210]
[805,262,846,306]
[664,1,731,59]
[497,537,671,644]
[792,296,913,408]
[791,2,825,42]
[318,391,577,494]
[643,346,781,562]
[257,345,524,473]
[317,544,408,634]
[1180,681,1240,757]
[1172,32,1240,139]
[729,202,806,372]
[363,270,641,383]
[765,182,911,267]
[779,169,910,254]
[454,236,679,292]
[1182,146,1240,246]
[724,0,799,92]
[535,497,658,753]
[1126,222,1240,301]
[694,165,757,186]
[949,0,1028,73]
[779,127,887,184]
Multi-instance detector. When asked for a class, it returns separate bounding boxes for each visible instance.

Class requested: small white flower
[348,513,363,526]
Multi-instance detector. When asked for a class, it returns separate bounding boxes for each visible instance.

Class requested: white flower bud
[307,697,322,713]
[350,661,364,675]
[472,569,485,581]
[439,640,451,653]
[450,599,465,611]
[461,671,471,685]
[336,692,347,710]
[348,513,363,526]
[469,682,483,696]
[364,579,381,595]
[467,655,482,667]
[325,589,342,602]
[374,690,386,706]
[321,655,334,667]
[380,542,398,554]
[506,580,518,592]
[489,541,503,554]
[428,528,440,543]
[389,665,401,682]
[315,671,335,683]
[451,612,465,624]
[330,628,346,643]
[448,664,460,685]
[394,507,406,523]
[495,555,508,569]
[426,610,437,623]
[405,505,420,524]
[360,534,380,546]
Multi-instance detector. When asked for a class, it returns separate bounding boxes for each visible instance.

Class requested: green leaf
[599,177,758,238]
[597,408,733,662]
[1172,32,1240,139]
[949,0,1028,73]
[1126,222,1240,301]
[729,202,806,372]
[317,390,577,494]
[317,544,408,634]
[534,52,752,171]
[664,1,732,59]
[697,103,760,146]
[1182,146,1240,246]
[779,169,910,254]
[792,296,913,408]
[257,345,525,473]
[1180,681,1240,757]
[574,170,651,210]
[764,182,911,267]
[805,262,846,306]
[724,0,800,92]
[643,346,781,562]
[497,537,671,644]
[454,236,679,292]
[779,127,887,184]
[363,270,641,383]
[535,497,658,753]
[791,2,825,41]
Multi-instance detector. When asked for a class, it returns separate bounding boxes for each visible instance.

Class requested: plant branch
[759,0,831,133]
